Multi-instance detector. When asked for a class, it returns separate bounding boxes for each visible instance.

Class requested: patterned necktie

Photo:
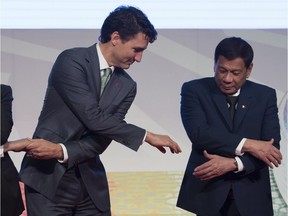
[226,96,238,120]
[100,68,112,94]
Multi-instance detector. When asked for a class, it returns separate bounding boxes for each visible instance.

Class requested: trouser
[197,190,241,216]
[25,167,111,216]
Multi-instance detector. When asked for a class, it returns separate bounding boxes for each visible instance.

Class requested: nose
[223,72,233,82]
[134,52,143,62]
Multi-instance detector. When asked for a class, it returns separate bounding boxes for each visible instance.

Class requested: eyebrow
[134,47,146,52]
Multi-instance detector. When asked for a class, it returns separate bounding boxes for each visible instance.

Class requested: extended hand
[243,138,282,168]
[4,138,32,152]
[193,150,236,181]
[145,132,182,154]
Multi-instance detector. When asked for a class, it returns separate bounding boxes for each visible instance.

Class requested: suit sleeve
[1,85,13,145]
[238,89,280,175]
[180,82,242,157]
[51,50,145,151]
[64,88,138,168]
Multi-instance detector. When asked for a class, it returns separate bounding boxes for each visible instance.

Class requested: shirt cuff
[235,138,246,156]
[0,146,4,158]
[58,143,68,163]
[234,156,244,173]
[142,131,147,144]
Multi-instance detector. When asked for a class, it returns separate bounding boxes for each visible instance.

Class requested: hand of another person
[145,131,182,154]
[25,139,64,160]
[193,150,236,181]
[242,138,282,168]
[4,138,32,152]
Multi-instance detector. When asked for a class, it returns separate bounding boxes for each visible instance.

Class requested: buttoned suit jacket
[1,84,24,216]
[177,77,281,216]
[20,44,146,211]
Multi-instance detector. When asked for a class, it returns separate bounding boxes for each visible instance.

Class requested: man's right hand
[145,131,182,154]
[4,138,64,160]
[242,138,282,168]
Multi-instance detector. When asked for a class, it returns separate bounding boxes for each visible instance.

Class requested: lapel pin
[242,105,247,109]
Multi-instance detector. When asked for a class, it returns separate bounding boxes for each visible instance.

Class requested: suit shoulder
[183,77,212,85]
[246,81,275,93]
[59,46,89,57]
[114,68,136,82]
[1,85,12,98]
[182,77,213,89]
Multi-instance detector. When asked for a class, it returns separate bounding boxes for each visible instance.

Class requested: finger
[157,147,166,154]
[264,158,274,168]
[169,140,181,153]
[274,149,282,160]
[270,149,282,163]
[269,155,280,167]
[203,150,210,159]
[175,145,182,153]
[172,146,181,154]
[273,154,282,165]
[194,160,213,172]
[195,169,214,180]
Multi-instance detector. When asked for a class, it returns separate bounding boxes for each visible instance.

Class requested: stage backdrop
[1,29,287,215]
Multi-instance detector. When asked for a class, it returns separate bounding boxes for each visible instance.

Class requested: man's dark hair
[214,37,254,68]
[99,5,157,43]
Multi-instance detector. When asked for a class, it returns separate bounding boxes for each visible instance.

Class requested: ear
[110,31,121,46]
[213,64,217,73]
[246,63,253,78]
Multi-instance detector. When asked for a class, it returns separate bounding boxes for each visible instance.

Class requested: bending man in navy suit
[5,5,181,216]
[177,37,282,216]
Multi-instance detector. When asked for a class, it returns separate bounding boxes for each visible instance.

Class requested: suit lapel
[234,82,254,130]
[85,44,102,100]
[99,68,135,108]
[210,80,233,129]
[213,93,233,129]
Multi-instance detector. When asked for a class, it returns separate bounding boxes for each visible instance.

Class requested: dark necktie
[100,68,112,94]
[226,96,238,120]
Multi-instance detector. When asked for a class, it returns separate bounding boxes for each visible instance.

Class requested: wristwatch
[233,158,238,171]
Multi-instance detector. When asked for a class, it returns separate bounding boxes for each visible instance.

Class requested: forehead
[123,32,149,48]
[216,56,246,69]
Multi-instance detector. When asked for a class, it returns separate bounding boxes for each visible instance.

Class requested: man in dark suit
[1,84,25,216]
[177,37,282,216]
[6,5,181,216]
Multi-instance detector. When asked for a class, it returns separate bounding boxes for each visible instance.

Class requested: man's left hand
[193,150,236,180]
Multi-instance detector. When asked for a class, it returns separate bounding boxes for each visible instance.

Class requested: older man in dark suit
[177,37,282,216]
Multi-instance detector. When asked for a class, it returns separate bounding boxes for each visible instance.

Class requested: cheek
[234,78,246,87]
[215,73,224,82]
[119,49,133,59]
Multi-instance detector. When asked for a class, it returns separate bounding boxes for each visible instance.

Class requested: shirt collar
[96,43,114,72]
[232,89,241,97]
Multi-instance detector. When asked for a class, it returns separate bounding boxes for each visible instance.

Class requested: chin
[221,88,234,95]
